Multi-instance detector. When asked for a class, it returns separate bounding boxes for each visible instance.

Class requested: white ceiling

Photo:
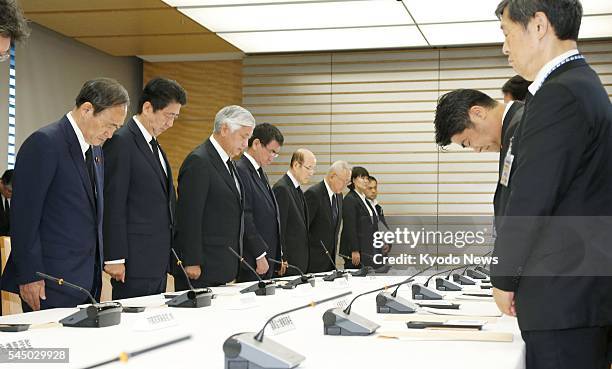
[162,0,612,53]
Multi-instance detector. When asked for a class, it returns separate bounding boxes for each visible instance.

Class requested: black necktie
[257,167,269,188]
[149,138,167,178]
[296,186,307,219]
[331,194,338,225]
[85,147,96,198]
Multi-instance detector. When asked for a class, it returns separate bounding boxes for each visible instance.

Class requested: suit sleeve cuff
[256,252,267,260]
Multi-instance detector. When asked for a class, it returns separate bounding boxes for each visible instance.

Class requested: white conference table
[0,274,525,369]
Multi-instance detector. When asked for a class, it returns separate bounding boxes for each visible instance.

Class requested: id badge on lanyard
[500,137,514,187]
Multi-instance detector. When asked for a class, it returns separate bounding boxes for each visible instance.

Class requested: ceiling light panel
[163,0,330,5]
[218,26,427,53]
[177,1,412,33]
[420,21,503,46]
[402,0,498,24]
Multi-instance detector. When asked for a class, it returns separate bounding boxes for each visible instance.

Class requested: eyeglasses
[264,145,280,158]
[163,112,180,121]
[301,164,316,172]
[0,50,11,62]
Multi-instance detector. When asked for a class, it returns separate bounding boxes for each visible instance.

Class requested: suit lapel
[128,119,167,193]
[62,118,96,212]
[242,156,275,209]
[205,140,241,202]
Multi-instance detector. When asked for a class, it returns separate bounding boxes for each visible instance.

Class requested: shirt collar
[133,115,154,144]
[210,135,230,165]
[66,111,90,157]
[286,171,300,189]
[502,100,515,125]
[323,178,335,202]
[528,49,579,95]
[368,198,379,207]
[243,151,260,172]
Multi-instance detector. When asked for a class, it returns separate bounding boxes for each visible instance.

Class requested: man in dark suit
[492,1,612,368]
[174,105,255,289]
[273,149,316,275]
[1,78,129,311]
[433,89,524,227]
[103,78,186,299]
[365,175,389,231]
[305,160,350,273]
[236,123,284,281]
[0,169,13,236]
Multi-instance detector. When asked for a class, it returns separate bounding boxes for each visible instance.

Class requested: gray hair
[213,105,256,133]
[328,160,351,175]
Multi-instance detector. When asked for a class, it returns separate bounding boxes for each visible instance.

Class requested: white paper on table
[422,302,502,317]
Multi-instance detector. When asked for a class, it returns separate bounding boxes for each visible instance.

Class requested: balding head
[289,148,316,185]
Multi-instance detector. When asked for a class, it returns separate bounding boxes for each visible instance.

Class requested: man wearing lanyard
[492,1,612,368]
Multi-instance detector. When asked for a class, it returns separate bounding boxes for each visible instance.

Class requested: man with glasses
[0,0,29,63]
[273,149,316,275]
[236,123,285,281]
[102,77,186,299]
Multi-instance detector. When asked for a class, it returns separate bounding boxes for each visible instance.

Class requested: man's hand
[351,251,361,266]
[492,287,516,317]
[256,257,269,275]
[185,265,201,280]
[382,244,390,255]
[103,263,126,282]
[277,260,288,276]
[19,280,46,311]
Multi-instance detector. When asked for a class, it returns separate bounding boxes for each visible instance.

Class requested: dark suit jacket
[0,195,9,236]
[304,180,342,273]
[102,118,176,279]
[273,174,309,274]
[340,189,378,267]
[374,203,389,230]
[493,101,524,226]
[491,58,612,331]
[174,139,244,286]
[235,155,281,281]
[1,116,104,308]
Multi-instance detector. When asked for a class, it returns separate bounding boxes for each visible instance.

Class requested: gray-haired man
[173,105,255,288]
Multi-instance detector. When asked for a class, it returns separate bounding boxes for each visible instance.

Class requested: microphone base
[323,270,348,282]
[467,269,488,279]
[241,281,276,296]
[224,332,305,369]
[480,284,493,289]
[350,266,373,277]
[475,266,490,276]
[322,308,380,336]
[167,288,213,308]
[376,292,418,314]
[435,277,463,291]
[60,302,122,328]
[412,284,444,300]
[452,274,477,285]
[280,275,315,289]
[373,264,392,274]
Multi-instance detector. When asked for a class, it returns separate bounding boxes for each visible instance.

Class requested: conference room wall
[5,22,142,164]
[243,40,612,218]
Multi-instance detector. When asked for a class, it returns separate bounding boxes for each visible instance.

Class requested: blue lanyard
[541,54,585,85]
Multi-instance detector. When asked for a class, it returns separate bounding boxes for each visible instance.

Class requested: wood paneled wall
[143,60,243,186]
[243,41,612,216]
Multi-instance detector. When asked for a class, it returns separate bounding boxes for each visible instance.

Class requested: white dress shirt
[66,111,89,160]
[323,177,335,208]
[356,190,373,217]
[286,171,300,189]
[528,49,579,96]
[133,116,167,175]
[210,135,240,195]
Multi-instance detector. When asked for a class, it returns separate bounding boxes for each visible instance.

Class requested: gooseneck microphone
[224,292,351,369]
[166,248,213,308]
[35,272,122,328]
[268,258,315,288]
[320,240,348,281]
[228,247,276,296]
